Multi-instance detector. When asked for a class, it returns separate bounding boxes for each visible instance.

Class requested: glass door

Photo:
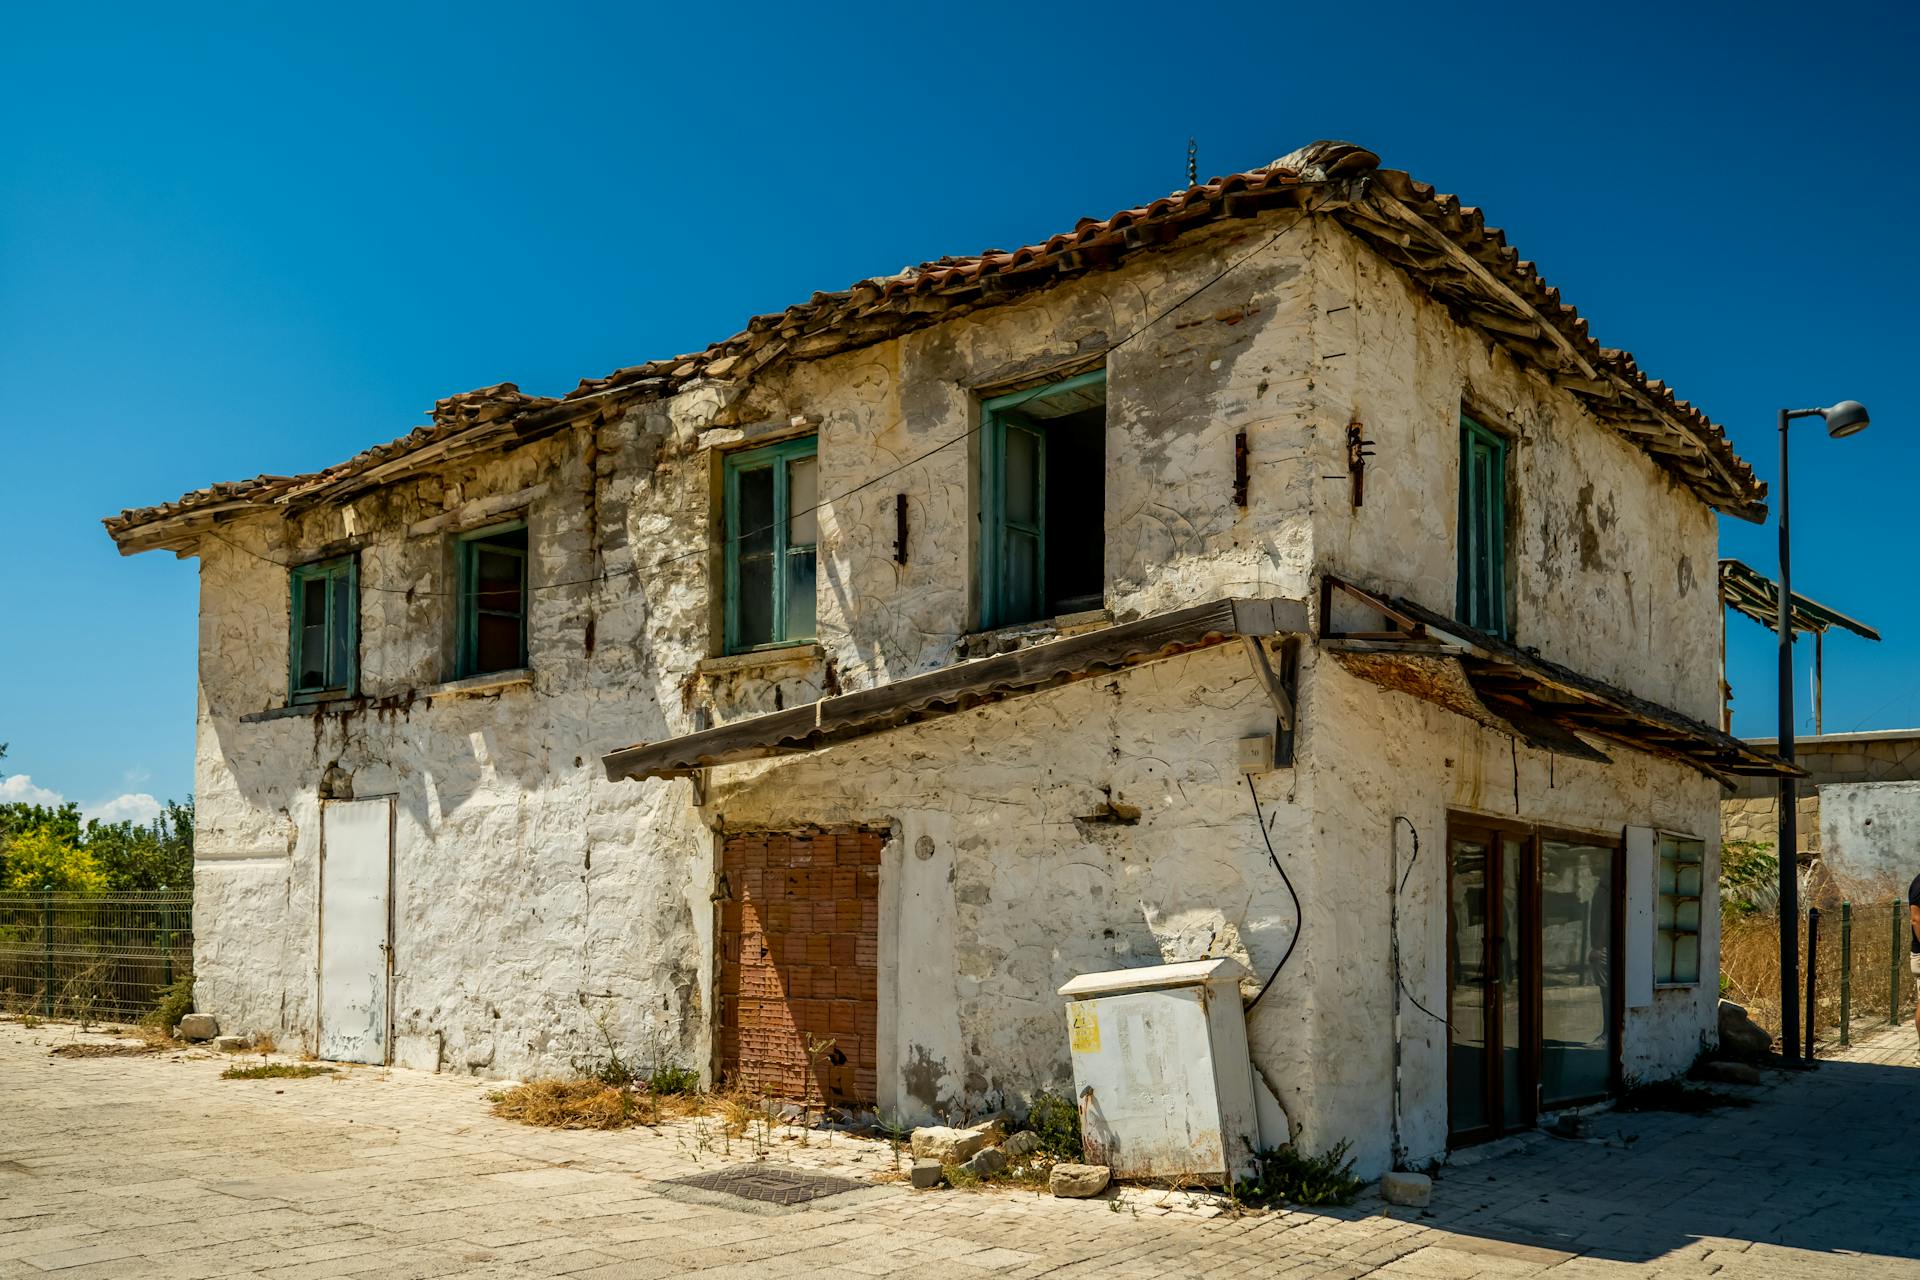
[1447,825,1532,1144]
[1449,819,1620,1145]
[1539,838,1618,1108]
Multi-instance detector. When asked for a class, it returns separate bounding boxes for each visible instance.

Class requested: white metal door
[319,797,392,1064]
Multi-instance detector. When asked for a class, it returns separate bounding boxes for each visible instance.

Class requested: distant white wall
[1819,781,1920,892]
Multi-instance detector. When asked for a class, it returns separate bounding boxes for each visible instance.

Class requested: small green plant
[1025,1090,1083,1160]
[647,1064,700,1095]
[143,975,194,1037]
[1231,1140,1366,1208]
[1720,840,1779,920]
[877,1110,913,1168]
[222,1063,332,1080]
[573,1015,639,1089]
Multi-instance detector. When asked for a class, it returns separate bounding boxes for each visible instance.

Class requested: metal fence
[0,890,192,1022]
[1723,899,1912,1050]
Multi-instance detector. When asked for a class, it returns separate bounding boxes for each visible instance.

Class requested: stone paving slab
[3,1019,1919,1277]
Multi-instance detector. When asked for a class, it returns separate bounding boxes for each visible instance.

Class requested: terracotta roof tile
[105,140,1764,549]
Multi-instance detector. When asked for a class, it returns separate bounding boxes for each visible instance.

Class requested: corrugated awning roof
[1319,578,1799,784]
[602,597,1306,782]
[1719,558,1880,641]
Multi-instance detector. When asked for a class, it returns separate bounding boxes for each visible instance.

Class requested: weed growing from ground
[222,1063,333,1080]
[648,1064,700,1095]
[1231,1140,1366,1208]
[1025,1090,1084,1160]
[143,975,194,1036]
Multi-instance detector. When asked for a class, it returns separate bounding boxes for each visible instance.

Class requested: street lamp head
[1823,400,1870,437]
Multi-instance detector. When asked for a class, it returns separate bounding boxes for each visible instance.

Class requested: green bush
[1720,840,1778,919]
[1024,1090,1083,1160]
[1232,1140,1366,1208]
[143,975,193,1035]
[647,1064,701,1095]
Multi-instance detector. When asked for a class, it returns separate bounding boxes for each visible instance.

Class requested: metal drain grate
[664,1163,871,1206]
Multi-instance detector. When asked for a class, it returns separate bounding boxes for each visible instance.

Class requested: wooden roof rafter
[1317,576,1799,784]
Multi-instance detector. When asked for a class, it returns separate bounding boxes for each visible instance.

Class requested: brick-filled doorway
[717,827,880,1107]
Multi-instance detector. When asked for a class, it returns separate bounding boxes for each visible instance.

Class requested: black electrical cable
[1391,815,1449,1028]
[1243,775,1300,1013]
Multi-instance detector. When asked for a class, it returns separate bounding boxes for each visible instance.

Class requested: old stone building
[105,141,1790,1174]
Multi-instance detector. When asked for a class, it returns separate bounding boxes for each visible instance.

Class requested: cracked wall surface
[183,211,1725,1177]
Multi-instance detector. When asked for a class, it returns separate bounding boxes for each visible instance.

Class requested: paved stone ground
[3,1019,1918,1279]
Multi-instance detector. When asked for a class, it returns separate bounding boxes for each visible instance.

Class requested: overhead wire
[193,187,1333,598]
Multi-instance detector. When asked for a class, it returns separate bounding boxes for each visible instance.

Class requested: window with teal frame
[289,555,357,701]
[456,521,529,677]
[979,368,1106,630]
[1458,414,1509,638]
[723,436,817,654]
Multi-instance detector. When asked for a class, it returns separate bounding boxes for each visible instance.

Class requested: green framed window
[1458,414,1509,638]
[1655,835,1704,985]
[979,369,1106,630]
[456,521,529,677]
[723,436,817,654]
[289,555,357,701]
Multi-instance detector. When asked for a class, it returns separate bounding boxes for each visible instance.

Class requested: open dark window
[723,436,818,654]
[1458,414,1509,638]
[289,555,356,701]
[980,369,1106,629]
[457,522,529,677]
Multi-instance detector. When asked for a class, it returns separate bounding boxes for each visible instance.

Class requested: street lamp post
[1775,400,1869,1063]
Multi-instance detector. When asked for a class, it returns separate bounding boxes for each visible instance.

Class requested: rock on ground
[1718,1000,1773,1058]
[177,1014,219,1041]
[1001,1130,1041,1160]
[960,1146,1007,1178]
[1049,1163,1111,1198]
[911,1125,990,1164]
[910,1159,944,1189]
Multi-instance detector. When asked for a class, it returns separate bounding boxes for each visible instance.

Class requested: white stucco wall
[1308,229,1723,721]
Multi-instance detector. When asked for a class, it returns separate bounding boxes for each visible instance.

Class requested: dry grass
[48,1025,180,1058]
[51,1041,167,1058]
[1721,884,1912,1040]
[490,1079,659,1129]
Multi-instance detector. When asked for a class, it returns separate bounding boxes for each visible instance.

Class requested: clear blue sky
[2,2,1915,813]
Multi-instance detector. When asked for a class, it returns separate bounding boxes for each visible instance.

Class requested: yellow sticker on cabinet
[1068,1001,1101,1053]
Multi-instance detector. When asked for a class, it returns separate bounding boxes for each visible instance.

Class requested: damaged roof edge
[103,139,1766,549]
[1319,577,1800,784]
[601,597,1307,782]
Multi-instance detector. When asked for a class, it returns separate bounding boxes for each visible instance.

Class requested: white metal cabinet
[1057,958,1259,1183]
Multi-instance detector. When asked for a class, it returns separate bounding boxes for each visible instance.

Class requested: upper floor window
[457,521,529,677]
[1655,835,1704,985]
[980,369,1106,630]
[1458,414,1509,638]
[724,436,817,654]
[290,555,356,701]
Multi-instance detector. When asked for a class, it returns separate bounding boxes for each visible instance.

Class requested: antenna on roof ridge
[1187,137,1198,187]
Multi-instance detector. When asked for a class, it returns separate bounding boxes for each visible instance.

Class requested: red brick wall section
[717,827,880,1107]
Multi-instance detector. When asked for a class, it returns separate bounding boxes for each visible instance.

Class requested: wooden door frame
[1447,813,1624,1146]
